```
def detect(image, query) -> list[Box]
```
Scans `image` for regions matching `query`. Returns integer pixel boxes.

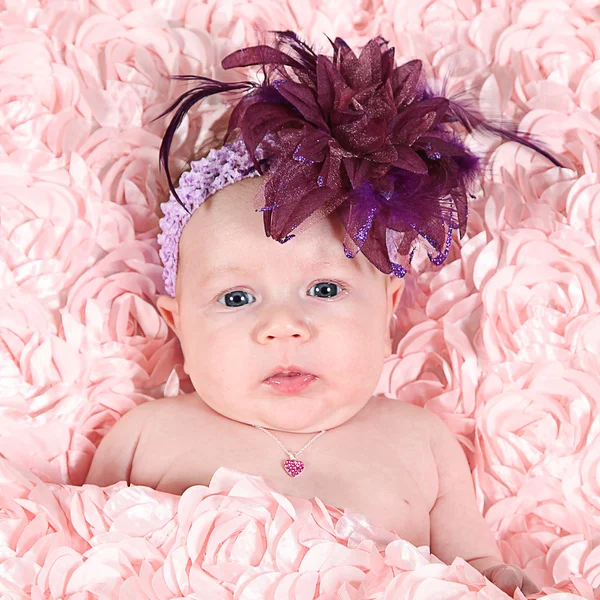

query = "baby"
[85,169,539,595]
[85,31,564,596]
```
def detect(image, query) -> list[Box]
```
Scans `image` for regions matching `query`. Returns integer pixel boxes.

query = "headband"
[154,31,564,298]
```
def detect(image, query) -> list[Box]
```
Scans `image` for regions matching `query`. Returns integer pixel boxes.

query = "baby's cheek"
[327,325,386,392]
[182,344,246,409]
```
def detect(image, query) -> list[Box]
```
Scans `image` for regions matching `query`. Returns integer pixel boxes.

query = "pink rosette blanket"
[1,459,596,599]
[1,0,600,599]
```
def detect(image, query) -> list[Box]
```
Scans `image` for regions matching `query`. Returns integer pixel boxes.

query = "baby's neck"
[186,391,377,438]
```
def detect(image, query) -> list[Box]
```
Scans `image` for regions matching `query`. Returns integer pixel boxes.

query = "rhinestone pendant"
[283,458,304,477]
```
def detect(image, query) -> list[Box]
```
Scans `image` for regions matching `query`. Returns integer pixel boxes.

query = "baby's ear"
[387,276,405,315]
[384,276,405,354]
[156,295,181,335]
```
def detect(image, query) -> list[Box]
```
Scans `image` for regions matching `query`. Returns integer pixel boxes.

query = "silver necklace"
[253,425,327,477]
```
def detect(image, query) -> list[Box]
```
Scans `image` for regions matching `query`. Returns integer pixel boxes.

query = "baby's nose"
[256,310,311,343]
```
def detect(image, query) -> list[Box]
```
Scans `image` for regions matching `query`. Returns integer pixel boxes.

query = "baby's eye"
[218,290,256,308]
[308,281,343,299]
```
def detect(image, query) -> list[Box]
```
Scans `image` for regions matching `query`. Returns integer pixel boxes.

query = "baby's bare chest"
[132,397,438,545]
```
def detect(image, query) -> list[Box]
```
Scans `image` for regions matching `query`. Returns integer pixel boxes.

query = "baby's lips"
[268,372,312,378]
[263,365,317,381]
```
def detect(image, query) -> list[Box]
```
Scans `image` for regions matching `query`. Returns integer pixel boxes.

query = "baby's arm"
[426,411,504,572]
[84,403,149,487]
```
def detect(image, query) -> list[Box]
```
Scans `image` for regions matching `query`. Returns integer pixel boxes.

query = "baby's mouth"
[263,372,317,394]
[264,371,315,381]
[263,366,317,393]
[263,365,315,380]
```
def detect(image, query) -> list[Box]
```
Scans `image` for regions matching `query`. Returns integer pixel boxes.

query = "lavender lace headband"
[155,31,564,298]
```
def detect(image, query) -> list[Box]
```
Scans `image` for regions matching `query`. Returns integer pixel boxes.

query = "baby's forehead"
[179,178,350,268]
[182,229,358,283]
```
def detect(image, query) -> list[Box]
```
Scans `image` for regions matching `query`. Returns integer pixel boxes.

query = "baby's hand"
[482,563,541,597]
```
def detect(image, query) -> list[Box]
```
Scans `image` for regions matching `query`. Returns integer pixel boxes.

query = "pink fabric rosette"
[0,1,599,599]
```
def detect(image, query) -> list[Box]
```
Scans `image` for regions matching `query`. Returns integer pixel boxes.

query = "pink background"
[1,0,599,596]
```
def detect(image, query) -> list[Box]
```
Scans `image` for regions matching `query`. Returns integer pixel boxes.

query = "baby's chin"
[239,395,372,434]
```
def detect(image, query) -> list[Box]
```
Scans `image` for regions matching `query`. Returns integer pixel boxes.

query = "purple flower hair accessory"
[153,31,564,297]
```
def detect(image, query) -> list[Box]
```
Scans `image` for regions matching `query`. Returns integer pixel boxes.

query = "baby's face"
[157,176,404,433]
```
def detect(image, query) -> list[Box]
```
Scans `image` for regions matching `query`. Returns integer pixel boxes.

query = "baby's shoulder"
[132,393,203,434]
[85,397,184,487]
[379,398,435,437]
[133,392,198,417]
[402,403,455,441]
[126,394,206,485]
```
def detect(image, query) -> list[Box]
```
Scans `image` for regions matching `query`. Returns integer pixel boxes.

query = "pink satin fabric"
[1,0,599,598]
[0,459,596,598]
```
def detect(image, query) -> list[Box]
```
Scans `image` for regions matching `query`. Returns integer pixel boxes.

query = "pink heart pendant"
[284,459,304,477]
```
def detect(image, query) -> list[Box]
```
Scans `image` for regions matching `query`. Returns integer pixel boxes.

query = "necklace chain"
[253,425,326,459]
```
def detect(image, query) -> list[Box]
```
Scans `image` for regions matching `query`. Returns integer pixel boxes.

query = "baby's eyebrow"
[202,265,247,281]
